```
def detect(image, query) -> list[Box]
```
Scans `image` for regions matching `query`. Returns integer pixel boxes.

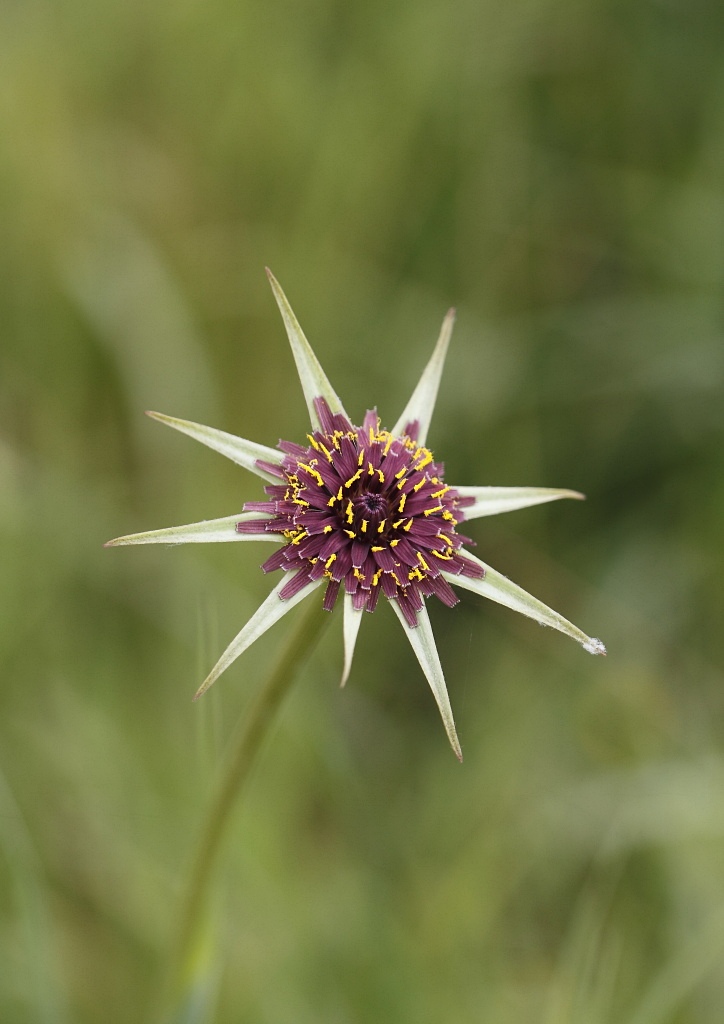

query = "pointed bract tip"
[103,538,118,548]
[455,746,464,764]
[446,307,456,321]
[583,637,607,656]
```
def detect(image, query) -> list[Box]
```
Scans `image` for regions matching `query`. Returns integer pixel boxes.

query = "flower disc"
[239,398,483,625]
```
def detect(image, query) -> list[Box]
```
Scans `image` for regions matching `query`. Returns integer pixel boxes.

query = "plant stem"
[161,597,330,1020]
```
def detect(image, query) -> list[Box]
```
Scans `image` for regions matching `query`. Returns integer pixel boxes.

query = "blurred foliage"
[2,0,724,1020]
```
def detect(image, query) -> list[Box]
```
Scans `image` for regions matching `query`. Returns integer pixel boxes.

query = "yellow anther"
[325,553,337,569]
[390,538,400,547]
[415,452,433,471]
[323,525,333,533]
[432,550,452,560]
[377,519,387,533]
[360,519,368,533]
[299,463,324,487]
[307,435,320,450]
[417,552,430,571]
[377,469,385,483]
[413,477,426,492]
[344,529,356,539]
[353,567,365,581]
[368,462,375,476]
[398,493,407,513]
[345,469,362,488]
[392,519,404,529]
[395,467,406,479]
[327,493,336,507]
[403,519,413,531]
[372,570,383,586]
[423,504,443,516]
[391,572,401,586]
[383,435,393,456]
[371,545,384,552]
[408,568,424,582]
[438,533,453,546]
[319,444,334,463]
[358,449,365,467]
[432,486,450,499]
[291,530,307,545]
[346,500,354,524]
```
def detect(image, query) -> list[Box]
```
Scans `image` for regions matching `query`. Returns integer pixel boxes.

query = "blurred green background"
[2,0,724,1021]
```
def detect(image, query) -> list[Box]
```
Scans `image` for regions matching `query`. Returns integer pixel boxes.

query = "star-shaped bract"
[107,270,606,760]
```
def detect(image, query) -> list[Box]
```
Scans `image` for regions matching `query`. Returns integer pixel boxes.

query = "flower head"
[107,270,605,760]
[239,395,484,625]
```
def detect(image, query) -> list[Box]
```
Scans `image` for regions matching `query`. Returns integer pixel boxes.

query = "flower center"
[239,397,482,624]
[351,491,388,533]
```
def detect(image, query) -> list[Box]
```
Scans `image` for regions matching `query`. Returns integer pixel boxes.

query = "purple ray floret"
[237,397,483,627]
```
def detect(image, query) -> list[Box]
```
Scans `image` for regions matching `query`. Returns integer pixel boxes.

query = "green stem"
[161,597,330,1020]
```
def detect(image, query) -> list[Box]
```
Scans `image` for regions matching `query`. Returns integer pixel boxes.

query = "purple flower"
[107,270,605,759]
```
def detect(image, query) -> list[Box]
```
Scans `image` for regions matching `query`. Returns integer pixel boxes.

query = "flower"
[106,270,605,759]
